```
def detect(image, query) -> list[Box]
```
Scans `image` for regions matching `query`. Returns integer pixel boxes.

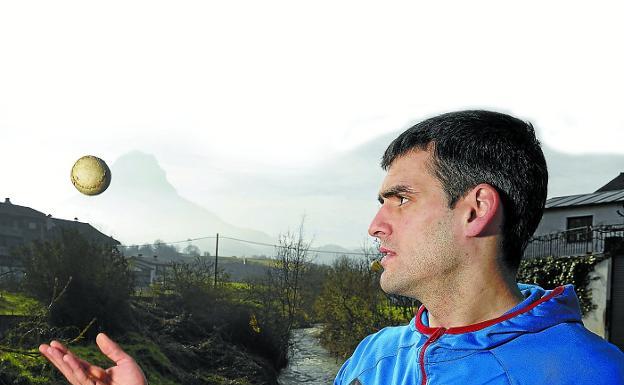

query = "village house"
[523,173,624,351]
[0,198,120,276]
[128,255,172,288]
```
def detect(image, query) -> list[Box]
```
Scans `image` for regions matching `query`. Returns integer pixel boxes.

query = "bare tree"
[274,220,311,332]
[251,218,311,366]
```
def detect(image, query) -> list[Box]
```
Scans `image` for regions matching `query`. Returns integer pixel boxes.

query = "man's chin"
[379,273,404,296]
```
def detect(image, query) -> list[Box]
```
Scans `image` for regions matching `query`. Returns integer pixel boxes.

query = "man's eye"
[398,196,408,206]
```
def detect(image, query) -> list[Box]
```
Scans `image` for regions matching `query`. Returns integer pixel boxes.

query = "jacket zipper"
[419,327,446,385]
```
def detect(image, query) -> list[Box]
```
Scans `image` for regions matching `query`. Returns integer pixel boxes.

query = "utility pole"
[214,233,219,287]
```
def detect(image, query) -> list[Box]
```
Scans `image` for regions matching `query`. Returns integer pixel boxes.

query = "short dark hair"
[381,110,548,275]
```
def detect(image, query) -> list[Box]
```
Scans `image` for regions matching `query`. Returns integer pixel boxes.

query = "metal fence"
[524,224,624,259]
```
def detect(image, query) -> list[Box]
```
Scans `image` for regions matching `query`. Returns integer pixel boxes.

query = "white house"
[522,173,624,351]
[535,172,624,236]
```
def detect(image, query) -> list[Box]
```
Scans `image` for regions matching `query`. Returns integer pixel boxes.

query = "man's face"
[368,149,463,297]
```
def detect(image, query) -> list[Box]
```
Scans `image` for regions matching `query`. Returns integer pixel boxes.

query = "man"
[334,110,624,384]
[41,110,624,385]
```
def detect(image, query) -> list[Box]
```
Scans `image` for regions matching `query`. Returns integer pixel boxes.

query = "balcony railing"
[523,224,624,259]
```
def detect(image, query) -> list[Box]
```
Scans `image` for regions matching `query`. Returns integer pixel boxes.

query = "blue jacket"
[334,283,624,385]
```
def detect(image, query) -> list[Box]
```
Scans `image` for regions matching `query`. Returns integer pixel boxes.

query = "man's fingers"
[49,341,97,373]
[41,336,129,385]
[40,345,72,377]
[87,365,108,380]
[39,345,81,385]
[40,343,107,385]
[96,333,132,364]
[50,340,68,353]
[63,353,98,385]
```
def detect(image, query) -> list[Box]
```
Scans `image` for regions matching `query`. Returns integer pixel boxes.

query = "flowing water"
[278,325,344,385]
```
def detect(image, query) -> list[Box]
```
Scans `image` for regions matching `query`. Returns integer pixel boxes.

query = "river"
[278,325,344,385]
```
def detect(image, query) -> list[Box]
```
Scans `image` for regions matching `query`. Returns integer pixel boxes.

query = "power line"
[221,236,371,256]
[117,234,372,256]
[221,236,371,255]
[117,235,217,248]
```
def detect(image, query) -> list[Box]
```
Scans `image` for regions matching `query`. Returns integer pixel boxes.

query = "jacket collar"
[415,284,572,334]
[410,283,582,348]
[409,283,583,352]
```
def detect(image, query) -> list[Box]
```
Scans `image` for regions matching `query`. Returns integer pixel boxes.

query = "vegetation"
[516,254,606,316]
[245,223,312,368]
[18,229,134,337]
[0,226,319,384]
[313,249,417,359]
[0,291,39,316]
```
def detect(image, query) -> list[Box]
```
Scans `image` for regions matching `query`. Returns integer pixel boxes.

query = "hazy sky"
[2,1,623,247]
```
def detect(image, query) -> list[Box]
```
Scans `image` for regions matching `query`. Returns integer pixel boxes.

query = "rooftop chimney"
[4,198,10,204]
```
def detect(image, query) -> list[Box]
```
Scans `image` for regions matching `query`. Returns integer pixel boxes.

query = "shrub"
[314,255,414,358]
[18,229,134,337]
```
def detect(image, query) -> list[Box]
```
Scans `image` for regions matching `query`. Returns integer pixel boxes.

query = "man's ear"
[462,183,503,237]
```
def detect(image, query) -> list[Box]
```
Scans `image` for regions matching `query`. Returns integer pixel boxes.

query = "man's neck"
[424,266,525,329]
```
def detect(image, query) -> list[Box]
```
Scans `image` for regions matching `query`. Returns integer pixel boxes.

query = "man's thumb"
[96,333,132,364]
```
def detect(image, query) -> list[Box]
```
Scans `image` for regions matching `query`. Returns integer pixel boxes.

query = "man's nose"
[368,207,391,239]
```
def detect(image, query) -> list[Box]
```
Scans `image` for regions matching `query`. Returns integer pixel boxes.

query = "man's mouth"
[379,247,396,266]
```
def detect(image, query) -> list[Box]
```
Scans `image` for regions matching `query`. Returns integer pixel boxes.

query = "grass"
[0,290,41,316]
[0,351,50,384]
[225,281,252,290]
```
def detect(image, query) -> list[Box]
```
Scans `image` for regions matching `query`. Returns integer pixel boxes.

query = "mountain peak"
[111,151,176,195]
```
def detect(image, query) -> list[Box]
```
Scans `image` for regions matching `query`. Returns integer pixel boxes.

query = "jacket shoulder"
[334,323,418,385]
[491,322,624,384]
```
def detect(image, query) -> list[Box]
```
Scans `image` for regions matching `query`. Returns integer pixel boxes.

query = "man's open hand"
[39,333,147,385]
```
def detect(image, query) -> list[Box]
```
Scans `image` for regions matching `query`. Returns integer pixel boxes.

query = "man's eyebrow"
[377,185,418,203]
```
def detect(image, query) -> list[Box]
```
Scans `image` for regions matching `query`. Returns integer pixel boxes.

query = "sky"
[1,1,624,248]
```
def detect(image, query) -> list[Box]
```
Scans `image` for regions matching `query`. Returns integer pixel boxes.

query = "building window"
[566,215,593,243]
